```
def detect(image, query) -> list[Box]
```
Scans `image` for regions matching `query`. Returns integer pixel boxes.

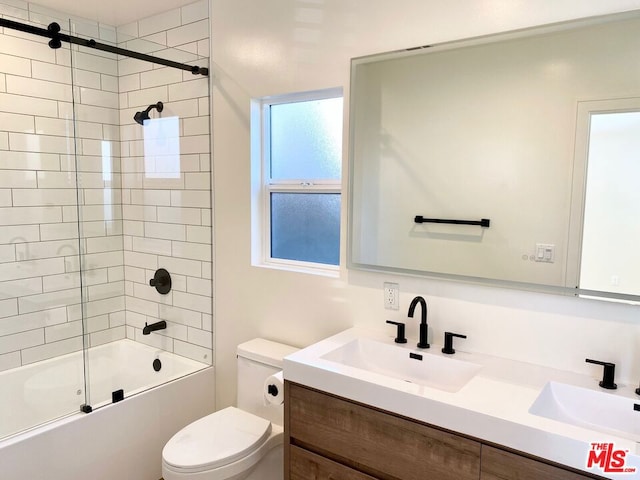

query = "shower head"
[133,110,149,125]
[134,101,164,125]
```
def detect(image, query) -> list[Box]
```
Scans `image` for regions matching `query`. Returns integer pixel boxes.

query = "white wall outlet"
[383,282,399,310]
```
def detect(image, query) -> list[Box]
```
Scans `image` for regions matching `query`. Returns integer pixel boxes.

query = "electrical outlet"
[383,282,399,310]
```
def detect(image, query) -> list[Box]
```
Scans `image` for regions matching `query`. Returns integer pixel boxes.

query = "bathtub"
[0,339,215,480]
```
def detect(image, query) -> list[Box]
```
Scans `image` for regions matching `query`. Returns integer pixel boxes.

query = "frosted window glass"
[271,193,340,265]
[270,98,342,180]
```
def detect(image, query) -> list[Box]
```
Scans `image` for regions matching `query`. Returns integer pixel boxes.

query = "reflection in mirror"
[578,108,640,297]
[348,12,640,299]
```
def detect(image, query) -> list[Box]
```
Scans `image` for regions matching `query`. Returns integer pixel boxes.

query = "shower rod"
[0,18,209,76]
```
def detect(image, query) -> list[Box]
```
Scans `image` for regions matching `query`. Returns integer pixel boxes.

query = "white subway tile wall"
[0,0,212,370]
[117,0,211,364]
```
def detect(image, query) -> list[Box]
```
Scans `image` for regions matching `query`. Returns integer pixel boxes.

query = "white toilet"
[162,339,298,480]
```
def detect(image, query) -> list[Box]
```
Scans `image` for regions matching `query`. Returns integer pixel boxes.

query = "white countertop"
[283,327,640,479]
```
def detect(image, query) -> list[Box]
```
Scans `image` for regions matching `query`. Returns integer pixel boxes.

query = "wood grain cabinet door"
[480,446,604,480]
[290,445,380,480]
[288,383,481,480]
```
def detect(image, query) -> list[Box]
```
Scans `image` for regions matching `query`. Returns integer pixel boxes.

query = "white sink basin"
[320,337,481,393]
[529,381,640,441]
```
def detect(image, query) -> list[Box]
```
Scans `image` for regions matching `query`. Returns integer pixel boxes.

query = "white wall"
[211,0,640,409]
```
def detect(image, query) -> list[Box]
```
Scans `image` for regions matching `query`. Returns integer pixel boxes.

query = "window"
[252,88,343,273]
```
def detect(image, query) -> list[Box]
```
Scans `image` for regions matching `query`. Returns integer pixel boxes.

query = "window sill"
[252,260,340,278]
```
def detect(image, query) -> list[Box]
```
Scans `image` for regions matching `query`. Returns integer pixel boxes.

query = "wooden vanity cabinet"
[480,446,601,480]
[285,382,604,480]
[286,381,481,480]
[289,445,379,480]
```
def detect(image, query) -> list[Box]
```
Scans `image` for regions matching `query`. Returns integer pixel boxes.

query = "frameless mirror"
[348,12,640,300]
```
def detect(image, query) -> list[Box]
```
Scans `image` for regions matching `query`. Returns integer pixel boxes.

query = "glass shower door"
[67,17,124,412]
[0,7,87,439]
[71,16,213,411]
[0,0,213,439]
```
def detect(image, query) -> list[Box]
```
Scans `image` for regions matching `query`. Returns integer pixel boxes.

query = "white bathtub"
[0,339,215,480]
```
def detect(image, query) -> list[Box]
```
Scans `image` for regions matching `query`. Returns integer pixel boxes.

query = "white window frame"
[251,87,343,275]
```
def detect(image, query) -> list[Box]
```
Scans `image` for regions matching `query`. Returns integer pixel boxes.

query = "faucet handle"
[386,320,407,344]
[149,268,172,294]
[442,332,467,354]
[585,358,617,390]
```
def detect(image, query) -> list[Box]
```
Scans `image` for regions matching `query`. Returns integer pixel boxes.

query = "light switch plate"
[535,243,555,263]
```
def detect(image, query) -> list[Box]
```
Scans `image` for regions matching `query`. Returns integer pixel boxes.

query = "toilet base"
[244,442,282,480]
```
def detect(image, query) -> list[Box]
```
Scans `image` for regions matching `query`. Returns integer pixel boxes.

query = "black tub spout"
[143,320,167,335]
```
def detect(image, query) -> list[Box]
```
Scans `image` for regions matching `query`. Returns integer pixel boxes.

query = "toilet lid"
[163,407,272,472]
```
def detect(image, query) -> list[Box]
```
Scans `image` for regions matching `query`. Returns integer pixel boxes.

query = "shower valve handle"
[149,268,172,294]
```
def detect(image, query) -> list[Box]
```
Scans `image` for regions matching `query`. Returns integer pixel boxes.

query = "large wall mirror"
[348,11,640,301]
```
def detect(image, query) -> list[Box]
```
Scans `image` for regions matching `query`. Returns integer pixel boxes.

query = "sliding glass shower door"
[0,12,87,438]
[78,21,213,411]
[67,18,124,411]
[0,0,212,439]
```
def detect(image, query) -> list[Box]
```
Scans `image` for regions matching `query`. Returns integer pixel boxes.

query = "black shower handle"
[149,268,171,294]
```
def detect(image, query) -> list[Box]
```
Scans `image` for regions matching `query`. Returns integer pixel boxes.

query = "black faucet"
[585,358,617,390]
[442,332,467,354]
[386,320,407,344]
[143,320,167,335]
[408,296,429,349]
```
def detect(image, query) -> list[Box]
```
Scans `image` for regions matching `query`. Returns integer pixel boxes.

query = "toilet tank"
[236,338,298,426]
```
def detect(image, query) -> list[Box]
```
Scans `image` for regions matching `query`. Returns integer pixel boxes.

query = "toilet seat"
[162,407,284,480]
[163,407,273,475]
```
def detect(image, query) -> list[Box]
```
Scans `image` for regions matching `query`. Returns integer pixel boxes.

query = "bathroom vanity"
[283,328,640,480]
[285,383,597,479]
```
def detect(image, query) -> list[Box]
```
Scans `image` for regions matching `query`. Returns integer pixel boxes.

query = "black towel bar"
[414,216,490,228]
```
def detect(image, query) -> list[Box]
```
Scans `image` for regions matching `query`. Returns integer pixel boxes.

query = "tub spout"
[143,321,167,335]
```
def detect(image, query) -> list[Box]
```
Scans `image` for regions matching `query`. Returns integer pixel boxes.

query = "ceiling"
[33,0,201,26]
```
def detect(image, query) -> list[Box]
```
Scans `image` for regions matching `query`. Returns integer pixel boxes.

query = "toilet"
[162,339,298,480]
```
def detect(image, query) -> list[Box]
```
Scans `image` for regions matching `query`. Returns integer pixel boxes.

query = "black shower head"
[134,101,164,125]
[133,110,149,125]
